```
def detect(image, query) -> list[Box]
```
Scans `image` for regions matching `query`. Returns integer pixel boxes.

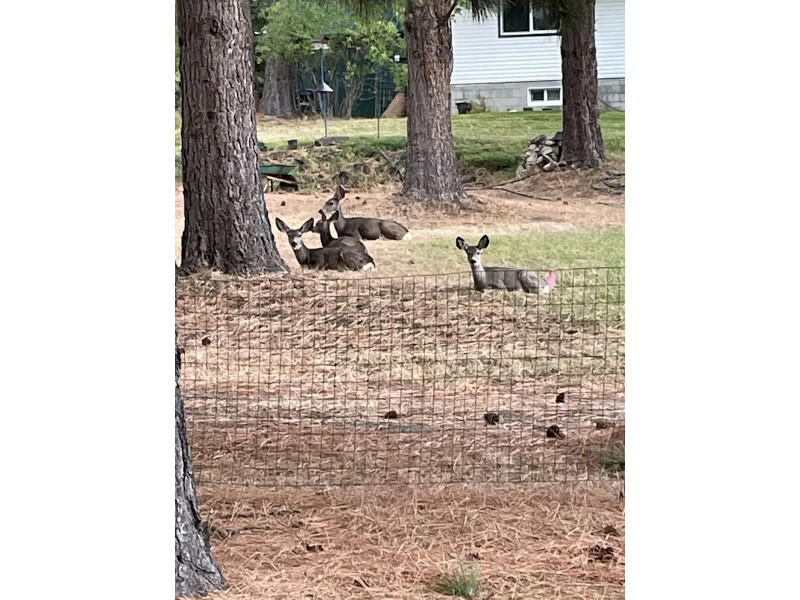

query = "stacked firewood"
[516,132,566,177]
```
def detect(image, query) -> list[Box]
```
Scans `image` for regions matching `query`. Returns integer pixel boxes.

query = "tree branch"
[439,1,460,26]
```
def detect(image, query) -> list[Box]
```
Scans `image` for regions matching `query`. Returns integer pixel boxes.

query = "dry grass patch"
[175,176,624,272]
[200,482,625,600]
[177,271,623,487]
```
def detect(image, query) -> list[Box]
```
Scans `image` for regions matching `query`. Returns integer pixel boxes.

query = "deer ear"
[275,218,287,233]
[455,237,466,250]
[301,218,314,233]
[336,185,346,199]
[478,235,490,249]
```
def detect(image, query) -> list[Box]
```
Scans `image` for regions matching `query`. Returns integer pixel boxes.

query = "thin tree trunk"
[259,57,296,118]
[175,335,225,597]
[178,0,288,275]
[402,0,465,202]
[560,0,605,167]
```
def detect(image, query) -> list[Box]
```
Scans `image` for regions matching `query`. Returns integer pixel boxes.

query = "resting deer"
[320,185,412,241]
[275,217,375,271]
[456,235,556,293]
[312,210,368,253]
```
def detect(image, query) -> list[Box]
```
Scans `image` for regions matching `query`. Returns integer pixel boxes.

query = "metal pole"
[320,49,328,139]
[375,71,380,140]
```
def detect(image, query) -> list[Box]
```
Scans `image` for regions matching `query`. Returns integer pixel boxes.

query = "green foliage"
[255,0,350,64]
[328,19,406,116]
[599,442,625,474]
[253,0,406,116]
[432,562,481,599]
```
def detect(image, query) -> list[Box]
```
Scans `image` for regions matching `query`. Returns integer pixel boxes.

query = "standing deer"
[312,210,368,253]
[455,235,556,293]
[320,185,412,241]
[275,217,375,271]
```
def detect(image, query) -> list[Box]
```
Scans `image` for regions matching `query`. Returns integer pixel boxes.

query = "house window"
[528,86,562,107]
[500,1,559,36]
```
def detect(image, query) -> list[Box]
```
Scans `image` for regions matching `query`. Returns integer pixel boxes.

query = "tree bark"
[178,0,288,275]
[175,336,225,597]
[402,0,465,202]
[560,0,605,167]
[259,57,296,118]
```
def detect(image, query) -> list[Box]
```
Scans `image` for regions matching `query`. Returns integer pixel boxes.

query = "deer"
[455,235,556,293]
[320,185,412,241]
[275,217,375,271]
[312,210,368,253]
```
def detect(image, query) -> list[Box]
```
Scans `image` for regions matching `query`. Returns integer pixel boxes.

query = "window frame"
[498,3,559,37]
[526,86,563,108]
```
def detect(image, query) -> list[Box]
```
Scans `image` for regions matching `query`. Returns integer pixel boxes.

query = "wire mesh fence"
[176,268,624,487]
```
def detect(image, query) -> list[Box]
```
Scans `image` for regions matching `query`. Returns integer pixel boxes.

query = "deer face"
[320,185,346,214]
[275,218,314,250]
[456,235,490,268]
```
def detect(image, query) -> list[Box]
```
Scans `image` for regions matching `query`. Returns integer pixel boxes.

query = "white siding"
[451,0,625,85]
[596,0,625,79]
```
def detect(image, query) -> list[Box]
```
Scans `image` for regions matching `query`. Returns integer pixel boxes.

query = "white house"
[451,0,625,112]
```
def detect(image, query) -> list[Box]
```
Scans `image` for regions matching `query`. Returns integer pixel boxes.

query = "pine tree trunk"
[259,57,296,118]
[402,0,465,202]
[178,0,288,275]
[560,0,605,167]
[175,336,225,597]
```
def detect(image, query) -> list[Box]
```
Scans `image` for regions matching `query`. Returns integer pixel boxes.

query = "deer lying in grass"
[320,185,412,241]
[312,210,368,253]
[456,235,556,293]
[275,217,375,271]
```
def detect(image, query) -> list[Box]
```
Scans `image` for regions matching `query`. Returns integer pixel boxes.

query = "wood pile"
[516,132,567,177]
[381,92,406,118]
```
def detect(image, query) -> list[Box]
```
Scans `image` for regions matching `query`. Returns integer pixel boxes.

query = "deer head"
[455,235,490,269]
[320,184,346,215]
[275,217,314,250]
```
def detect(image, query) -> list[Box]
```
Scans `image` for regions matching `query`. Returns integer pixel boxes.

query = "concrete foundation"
[450,77,625,113]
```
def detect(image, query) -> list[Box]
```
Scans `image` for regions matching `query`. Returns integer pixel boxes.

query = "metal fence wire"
[176,268,625,487]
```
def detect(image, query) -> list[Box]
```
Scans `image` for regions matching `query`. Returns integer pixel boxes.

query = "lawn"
[257,110,625,157]
[176,110,625,183]
[258,110,625,181]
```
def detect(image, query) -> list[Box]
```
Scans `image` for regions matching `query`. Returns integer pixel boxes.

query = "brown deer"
[312,210,368,253]
[320,185,411,241]
[456,235,556,293]
[275,217,375,271]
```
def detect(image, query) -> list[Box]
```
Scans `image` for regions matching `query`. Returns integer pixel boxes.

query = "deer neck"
[319,223,333,246]
[333,210,347,235]
[292,242,310,264]
[470,262,487,289]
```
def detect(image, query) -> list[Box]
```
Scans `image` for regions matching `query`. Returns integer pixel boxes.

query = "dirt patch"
[200,482,625,600]
[175,168,624,267]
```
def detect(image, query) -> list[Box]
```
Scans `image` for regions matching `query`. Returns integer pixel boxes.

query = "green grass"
[431,563,481,599]
[338,135,407,157]
[405,229,625,273]
[176,110,625,184]
[599,442,625,474]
